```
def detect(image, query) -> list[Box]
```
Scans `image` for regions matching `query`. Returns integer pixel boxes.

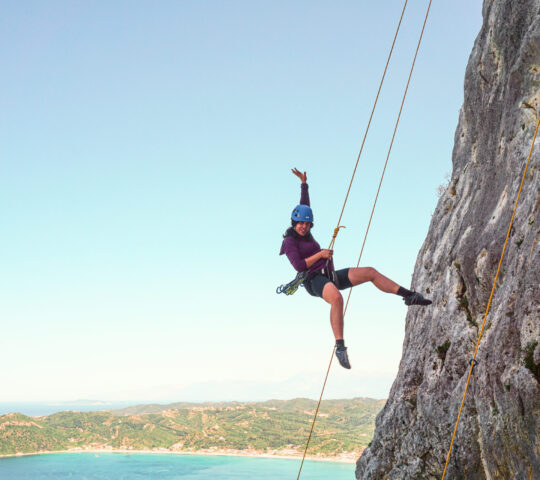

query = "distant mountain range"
[0,397,385,460]
[85,370,395,403]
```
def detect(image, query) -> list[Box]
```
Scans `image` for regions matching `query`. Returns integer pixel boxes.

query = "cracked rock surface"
[356,1,540,479]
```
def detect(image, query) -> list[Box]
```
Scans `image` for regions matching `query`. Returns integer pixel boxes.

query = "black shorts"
[303,268,353,298]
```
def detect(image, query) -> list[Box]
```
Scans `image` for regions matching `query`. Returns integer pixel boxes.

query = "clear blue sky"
[0,1,482,402]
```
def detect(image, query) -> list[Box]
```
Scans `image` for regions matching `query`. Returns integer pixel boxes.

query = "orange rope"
[441,115,540,480]
[343,0,433,318]
[295,346,335,480]
[331,0,410,238]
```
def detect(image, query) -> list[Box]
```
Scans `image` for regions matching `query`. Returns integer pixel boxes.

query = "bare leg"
[347,267,400,294]
[321,282,344,340]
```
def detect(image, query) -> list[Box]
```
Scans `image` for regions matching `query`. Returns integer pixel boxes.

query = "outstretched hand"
[291,168,307,184]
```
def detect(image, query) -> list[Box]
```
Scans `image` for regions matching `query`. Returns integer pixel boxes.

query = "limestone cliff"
[356,1,540,479]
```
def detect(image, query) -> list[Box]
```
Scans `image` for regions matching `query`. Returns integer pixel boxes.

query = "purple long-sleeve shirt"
[279,183,333,273]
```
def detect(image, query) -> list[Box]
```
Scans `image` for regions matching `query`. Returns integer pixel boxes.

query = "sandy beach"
[0,446,362,464]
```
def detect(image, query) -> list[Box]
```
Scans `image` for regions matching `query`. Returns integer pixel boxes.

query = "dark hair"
[283,219,314,240]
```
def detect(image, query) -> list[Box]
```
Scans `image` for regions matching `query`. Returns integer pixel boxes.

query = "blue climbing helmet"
[291,204,313,222]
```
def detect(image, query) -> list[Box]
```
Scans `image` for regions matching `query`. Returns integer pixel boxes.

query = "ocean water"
[0,403,134,417]
[0,453,356,479]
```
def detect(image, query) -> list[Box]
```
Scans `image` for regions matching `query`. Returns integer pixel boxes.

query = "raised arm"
[292,168,310,206]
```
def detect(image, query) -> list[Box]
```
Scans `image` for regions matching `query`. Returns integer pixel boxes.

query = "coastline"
[0,447,361,464]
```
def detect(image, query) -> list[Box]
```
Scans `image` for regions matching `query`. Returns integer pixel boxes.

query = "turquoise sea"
[0,453,355,479]
[0,402,134,417]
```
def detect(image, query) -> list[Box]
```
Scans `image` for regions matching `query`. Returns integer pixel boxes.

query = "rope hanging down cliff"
[440,115,540,480]
[296,1,434,478]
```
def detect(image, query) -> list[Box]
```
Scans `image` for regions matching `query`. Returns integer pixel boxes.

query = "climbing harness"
[276,265,337,296]
[440,115,540,480]
[276,226,345,295]
[296,0,435,478]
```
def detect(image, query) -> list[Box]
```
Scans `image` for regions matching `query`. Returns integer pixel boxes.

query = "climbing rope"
[331,0,409,239]
[296,0,435,477]
[440,115,540,480]
[343,0,433,318]
[295,346,335,480]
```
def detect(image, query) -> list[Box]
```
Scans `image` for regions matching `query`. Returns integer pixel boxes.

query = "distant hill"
[109,397,380,415]
[0,397,384,460]
[109,401,234,415]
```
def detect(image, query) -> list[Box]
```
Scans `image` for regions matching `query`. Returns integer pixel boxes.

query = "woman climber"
[279,168,432,369]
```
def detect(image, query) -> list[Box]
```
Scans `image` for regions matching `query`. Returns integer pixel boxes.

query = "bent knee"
[330,293,343,306]
[326,290,343,306]
[322,283,342,304]
[365,266,378,280]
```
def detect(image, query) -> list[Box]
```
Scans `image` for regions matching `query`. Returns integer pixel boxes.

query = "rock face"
[356,1,540,479]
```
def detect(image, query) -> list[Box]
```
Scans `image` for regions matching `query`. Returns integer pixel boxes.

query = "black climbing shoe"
[404,292,432,306]
[335,347,351,369]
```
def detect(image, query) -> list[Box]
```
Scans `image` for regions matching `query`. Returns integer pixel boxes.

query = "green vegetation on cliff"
[0,398,384,457]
